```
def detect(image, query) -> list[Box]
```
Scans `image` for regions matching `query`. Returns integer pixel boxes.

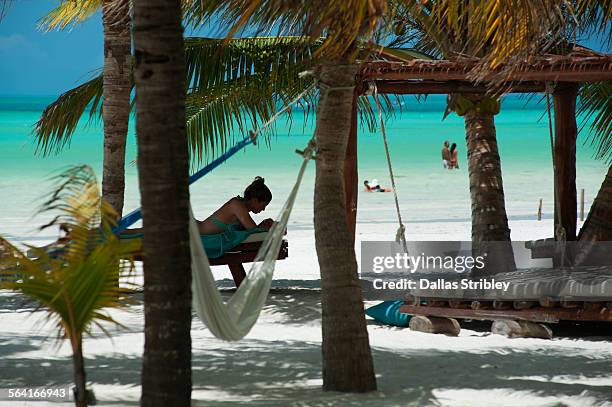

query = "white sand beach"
[2,217,611,407]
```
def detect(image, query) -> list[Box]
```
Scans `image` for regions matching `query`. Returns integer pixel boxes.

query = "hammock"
[191,138,315,340]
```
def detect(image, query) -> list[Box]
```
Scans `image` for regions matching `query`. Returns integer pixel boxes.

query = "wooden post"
[228,263,246,287]
[409,315,461,336]
[537,198,543,221]
[552,83,579,241]
[580,189,585,222]
[491,320,553,339]
[343,91,358,242]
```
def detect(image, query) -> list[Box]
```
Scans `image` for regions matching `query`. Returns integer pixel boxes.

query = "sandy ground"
[1,219,611,407]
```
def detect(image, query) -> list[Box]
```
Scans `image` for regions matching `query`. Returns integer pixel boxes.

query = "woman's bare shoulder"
[227,197,248,212]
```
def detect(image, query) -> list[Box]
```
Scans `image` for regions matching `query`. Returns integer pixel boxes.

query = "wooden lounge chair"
[122,232,288,288]
[209,240,289,287]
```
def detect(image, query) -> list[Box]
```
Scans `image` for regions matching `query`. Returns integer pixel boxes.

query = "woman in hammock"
[197,176,274,258]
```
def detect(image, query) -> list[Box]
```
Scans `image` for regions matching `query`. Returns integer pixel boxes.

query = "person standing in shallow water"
[449,143,459,169]
[441,140,450,169]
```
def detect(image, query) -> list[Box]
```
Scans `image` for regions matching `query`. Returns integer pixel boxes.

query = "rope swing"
[371,82,408,253]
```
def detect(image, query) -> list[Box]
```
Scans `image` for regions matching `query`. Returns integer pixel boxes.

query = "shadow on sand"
[1,290,611,406]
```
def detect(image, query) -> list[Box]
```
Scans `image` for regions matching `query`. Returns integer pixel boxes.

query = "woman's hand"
[258,218,274,229]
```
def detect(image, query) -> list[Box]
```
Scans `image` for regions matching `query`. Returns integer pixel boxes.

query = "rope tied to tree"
[371,82,408,253]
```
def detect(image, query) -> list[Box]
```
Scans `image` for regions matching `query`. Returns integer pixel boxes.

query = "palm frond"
[186,76,316,164]
[357,93,398,132]
[187,0,390,60]
[37,36,321,163]
[578,81,612,163]
[34,72,104,156]
[378,46,436,62]
[0,0,11,21]
[185,36,321,92]
[0,164,136,344]
[184,36,321,163]
[574,0,612,48]
[38,0,102,31]
[396,0,569,81]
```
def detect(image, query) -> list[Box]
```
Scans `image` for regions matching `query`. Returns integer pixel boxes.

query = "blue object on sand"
[365,300,411,327]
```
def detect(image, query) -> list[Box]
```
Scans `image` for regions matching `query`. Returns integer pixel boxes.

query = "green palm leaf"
[185,76,314,163]
[186,0,390,60]
[185,36,320,92]
[0,165,137,344]
[34,35,406,164]
[34,37,321,160]
[574,0,612,48]
[578,81,612,163]
[34,72,105,156]
[184,36,320,162]
[38,0,102,31]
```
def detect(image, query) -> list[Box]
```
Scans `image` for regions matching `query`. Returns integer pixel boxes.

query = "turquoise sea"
[0,94,608,242]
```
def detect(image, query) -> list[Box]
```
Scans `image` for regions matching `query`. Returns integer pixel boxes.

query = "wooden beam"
[370,80,546,95]
[399,304,612,323]
[553,83,579,241]
[343,91,359,242]
[364,66,612,83]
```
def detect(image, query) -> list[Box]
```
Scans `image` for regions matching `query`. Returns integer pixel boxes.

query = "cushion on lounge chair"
[242,232,268,244]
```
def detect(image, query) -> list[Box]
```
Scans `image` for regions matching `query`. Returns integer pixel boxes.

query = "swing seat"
[121,234,289,288]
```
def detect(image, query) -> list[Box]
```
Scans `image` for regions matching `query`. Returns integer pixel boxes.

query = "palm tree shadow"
[187,342,612,406]
[215,281,323,325]
[3,341,611,406]
[3,290,612,405]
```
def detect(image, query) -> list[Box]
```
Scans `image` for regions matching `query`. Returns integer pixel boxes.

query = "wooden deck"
[397,266,612,324]
[400,300,612,323]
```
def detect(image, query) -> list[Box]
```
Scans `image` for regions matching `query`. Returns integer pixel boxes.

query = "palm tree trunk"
[575,165,612,265]
[102,0,131,217]
[314,63,376,392]
[463,96,516,274]
[71,335,87,407]
[133,1,192,406]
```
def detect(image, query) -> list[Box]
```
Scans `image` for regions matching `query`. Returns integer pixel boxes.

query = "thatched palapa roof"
[361,46,612,94]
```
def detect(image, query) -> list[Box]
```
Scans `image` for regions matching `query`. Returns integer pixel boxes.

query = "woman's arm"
[258,218,274,229]
[231,200,259,230]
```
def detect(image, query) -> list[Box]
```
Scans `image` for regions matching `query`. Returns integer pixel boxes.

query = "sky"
[0,0,610,96]
[0,1,104,96]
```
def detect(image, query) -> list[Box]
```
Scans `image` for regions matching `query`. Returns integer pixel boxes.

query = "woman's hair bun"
[243,176,272,203]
